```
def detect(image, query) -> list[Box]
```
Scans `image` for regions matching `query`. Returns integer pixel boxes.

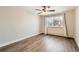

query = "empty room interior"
[0,6,79,52]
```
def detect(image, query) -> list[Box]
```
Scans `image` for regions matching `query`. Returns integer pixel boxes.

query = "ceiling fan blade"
[36,9,41,11]
[38,12,42,14]
[48,10,55,12]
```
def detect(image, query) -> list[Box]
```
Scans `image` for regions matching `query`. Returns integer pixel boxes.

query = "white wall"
[65,9,75,38]
[39,16,45,33]
[75,7,79,48]
[47,27,66,36]
[0,7,40,44]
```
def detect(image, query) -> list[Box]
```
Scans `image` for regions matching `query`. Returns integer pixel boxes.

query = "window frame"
[45,14,64,28]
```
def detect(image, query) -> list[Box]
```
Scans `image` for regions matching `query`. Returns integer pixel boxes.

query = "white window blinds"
[45,14,64,27]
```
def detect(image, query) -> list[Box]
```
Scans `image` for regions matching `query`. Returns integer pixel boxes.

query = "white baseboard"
[0,33,40,47]
[74,33,79,48]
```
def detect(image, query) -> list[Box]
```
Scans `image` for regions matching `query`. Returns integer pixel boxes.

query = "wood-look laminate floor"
[0,34,79,52]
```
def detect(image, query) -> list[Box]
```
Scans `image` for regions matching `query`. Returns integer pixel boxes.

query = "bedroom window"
[45,14,64,27]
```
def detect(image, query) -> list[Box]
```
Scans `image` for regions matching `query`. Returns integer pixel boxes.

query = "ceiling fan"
[36,6,55,14]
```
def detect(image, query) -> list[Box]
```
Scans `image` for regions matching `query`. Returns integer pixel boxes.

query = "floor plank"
[0,34,79,52]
